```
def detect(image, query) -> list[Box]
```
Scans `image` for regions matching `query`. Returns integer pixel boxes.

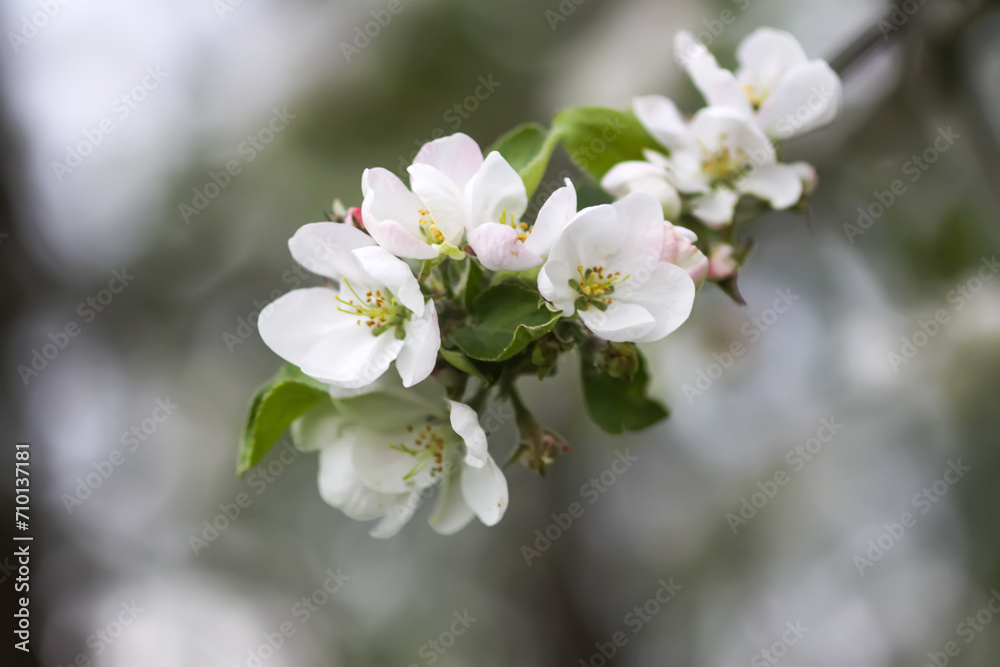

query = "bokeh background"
[2,0,1000,665]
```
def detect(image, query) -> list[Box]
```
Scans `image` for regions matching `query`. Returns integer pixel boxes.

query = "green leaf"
[451,283,561,362]
[553,106,662,182]
[487,123,560,198]
[439,348,492,382]
[237,364,329,475]
[580,345,669,434]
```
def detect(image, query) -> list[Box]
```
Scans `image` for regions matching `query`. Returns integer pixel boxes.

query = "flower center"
[742,83,769,111]
[389,422,448,481]
[498,210,530,242]
[335,279,405,335]
[699,137,750,184]
[418,208,446,244]
[570,265,627,311]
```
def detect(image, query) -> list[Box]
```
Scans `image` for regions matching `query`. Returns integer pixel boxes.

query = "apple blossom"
[538,192,696,343]
[293,373,508,538]
[674,28,842,140]
[661,223,709,287]
[258,222,439,389]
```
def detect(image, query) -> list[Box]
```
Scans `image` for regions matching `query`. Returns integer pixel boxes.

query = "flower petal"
[316,429,408,521]
[523,178,577,258]
[288,222,374,283]
[689,106,774,167]
[407,163,468,244]
[396,303,440,388]
[429,470,476,535]
[465,151,529,230]
[736,28,808,90]
[601,162,681,220]
[412,133,484,190]
[790,161,818,194]
[537,259,577,316]
[351,425,434,494]
[622,262,696,343]
[365,219,439,260]
[674,31,752,116]
[467,222,541,271]
[447,399,487,468]
[738,162,804,210]
[352,245,424,316]
[757,61,842,139]
[370,491,421,539]
[460,456,508,526]
[579,302,657,342]
[633,95,691,151]
[691,188,740,228]
[361,167,422,231]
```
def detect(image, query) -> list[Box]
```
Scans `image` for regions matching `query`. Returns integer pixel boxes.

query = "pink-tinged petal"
[447,400,487,468]
[661,224,708,287]
[523,178,576,258]
[674,31,753,116]
[365,219,439,260]
[738,162,803,210]
[460,456,508,526]
[736,28,808,90]
[412,133,484,190]
[632,95,691,151]
[407,163,467,243]
[361,167,422,230]
[370,491,421,539]
[467,223,541,271]
[429,471,476,535]
[625,262,696,343]
[579,302,656,343]
[691,188,740,228]
[709,243,738,280]
[396,304,440,388]
[288,222,375,283]
[789,161,818,194]
[465,151,529,230]
[352,246,424,316]
[757,61,842,139]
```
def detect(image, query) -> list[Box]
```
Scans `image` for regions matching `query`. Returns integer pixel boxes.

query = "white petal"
[790,161,818,194]
[262,288,404,389]
[632,95,691,151]
[467,223,541,271]
[412,133,484,190]
[757,61,842,139]
[738,162,803,209]
[579,302,656,342]
[736,28,808,91]
[288,222,374,283]
[316,430,406,521]
[611,192,667,266]
[624,262,696,343]
[689,106,774,167]
[447,400,487,468]
[465,151,529,230]
[523,178,576,258]
[370,491,421,539]
[365,220,439,260]
[351,245,424,316]
[351,425,434,494]
[396,304,440,388]
[602,163,681,221]
[361,167,422,231]
[537,260,577,316]
[546,204,622,270]
[691,188,740,228]
[460,456,508,527]
[429,470,476,535]
[674,31,752,116]
[407,163,467,244]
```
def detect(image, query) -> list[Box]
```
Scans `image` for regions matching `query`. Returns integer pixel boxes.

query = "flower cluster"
[240,27,841,538]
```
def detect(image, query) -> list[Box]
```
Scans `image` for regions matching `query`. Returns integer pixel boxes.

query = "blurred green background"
[2,0,1000,665]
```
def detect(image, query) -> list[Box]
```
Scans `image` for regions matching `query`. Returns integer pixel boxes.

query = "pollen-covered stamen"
[389,421,449,481]
[498,210,530,242]
[335,279,399,333]
[742,83,769,111]
[569,265,628,310]
[698,136,751,183]
[417,208,446,244]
